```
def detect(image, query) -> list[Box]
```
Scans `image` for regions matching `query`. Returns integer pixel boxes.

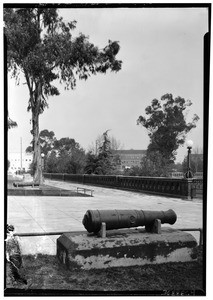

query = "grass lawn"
[5,246,205,296]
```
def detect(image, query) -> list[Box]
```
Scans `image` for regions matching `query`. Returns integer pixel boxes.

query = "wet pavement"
[7,179,203,255]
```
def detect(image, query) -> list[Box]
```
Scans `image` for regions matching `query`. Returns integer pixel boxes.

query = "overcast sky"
[7,6,209,162]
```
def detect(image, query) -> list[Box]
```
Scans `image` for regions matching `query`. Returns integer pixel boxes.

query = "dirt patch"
[5,247,205,296]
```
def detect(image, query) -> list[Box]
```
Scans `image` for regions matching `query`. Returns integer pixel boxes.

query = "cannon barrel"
[82,209,177,233]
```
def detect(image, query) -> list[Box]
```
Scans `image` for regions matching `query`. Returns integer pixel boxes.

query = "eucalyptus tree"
[7,113,17,172]
[137,93,199,171]
[4,7,122,183]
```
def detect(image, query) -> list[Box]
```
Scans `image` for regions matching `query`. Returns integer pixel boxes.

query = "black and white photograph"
[4,2,211,296]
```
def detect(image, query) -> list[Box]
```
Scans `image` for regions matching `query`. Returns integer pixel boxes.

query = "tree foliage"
[182,154,203,174]
[88,134,123,156]
[84,152,100,174]
[39,129,56,155]
[26,129,56,154]
[54,137,86,174]
[84,130,119,175]
[8,115,17,129]
[4,7,122,183]
[140,151,175,177]
[27,131,86,174]
[137,93,199,164]
[45,151,58,173]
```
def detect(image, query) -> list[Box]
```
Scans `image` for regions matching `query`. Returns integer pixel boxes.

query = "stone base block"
[57,228,197,270]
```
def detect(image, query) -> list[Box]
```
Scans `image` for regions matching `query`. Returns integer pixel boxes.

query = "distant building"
[113,149,146,170]
[8,152,33,173]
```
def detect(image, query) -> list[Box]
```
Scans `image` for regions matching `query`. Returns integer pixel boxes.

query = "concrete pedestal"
[57,227,197,270]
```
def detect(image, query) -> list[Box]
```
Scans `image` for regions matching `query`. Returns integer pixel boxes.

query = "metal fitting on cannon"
[82,209,177,234]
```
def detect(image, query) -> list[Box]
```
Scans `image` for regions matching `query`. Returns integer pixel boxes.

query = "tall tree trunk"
[32,111,43,184]
[31,83,43,184]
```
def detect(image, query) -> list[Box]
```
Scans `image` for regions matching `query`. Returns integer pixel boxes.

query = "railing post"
[185,178,193,200]
[115,176,119,187]
[199,229,203,246]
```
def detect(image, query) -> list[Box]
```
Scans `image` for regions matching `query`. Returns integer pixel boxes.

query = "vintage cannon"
[82,209,177,233]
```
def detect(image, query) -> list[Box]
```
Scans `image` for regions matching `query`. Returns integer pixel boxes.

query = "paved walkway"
[7,179,203,255]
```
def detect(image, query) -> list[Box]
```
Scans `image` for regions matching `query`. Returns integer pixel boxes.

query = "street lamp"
[41,153,45,171]
[185,140,193,178]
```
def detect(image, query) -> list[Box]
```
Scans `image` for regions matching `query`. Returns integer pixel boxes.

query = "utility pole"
[20,137,22,171]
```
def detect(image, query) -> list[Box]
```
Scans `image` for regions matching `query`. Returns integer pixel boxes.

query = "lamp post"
[41,153,45,183]
[185,140,193,178]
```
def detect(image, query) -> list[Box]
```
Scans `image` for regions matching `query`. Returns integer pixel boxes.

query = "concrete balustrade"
[43,173,203,199]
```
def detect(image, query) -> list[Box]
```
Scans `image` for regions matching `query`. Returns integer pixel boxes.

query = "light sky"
[7,6,209,162]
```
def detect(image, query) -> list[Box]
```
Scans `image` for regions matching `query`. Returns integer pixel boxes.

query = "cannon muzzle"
[82,209,177,233]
